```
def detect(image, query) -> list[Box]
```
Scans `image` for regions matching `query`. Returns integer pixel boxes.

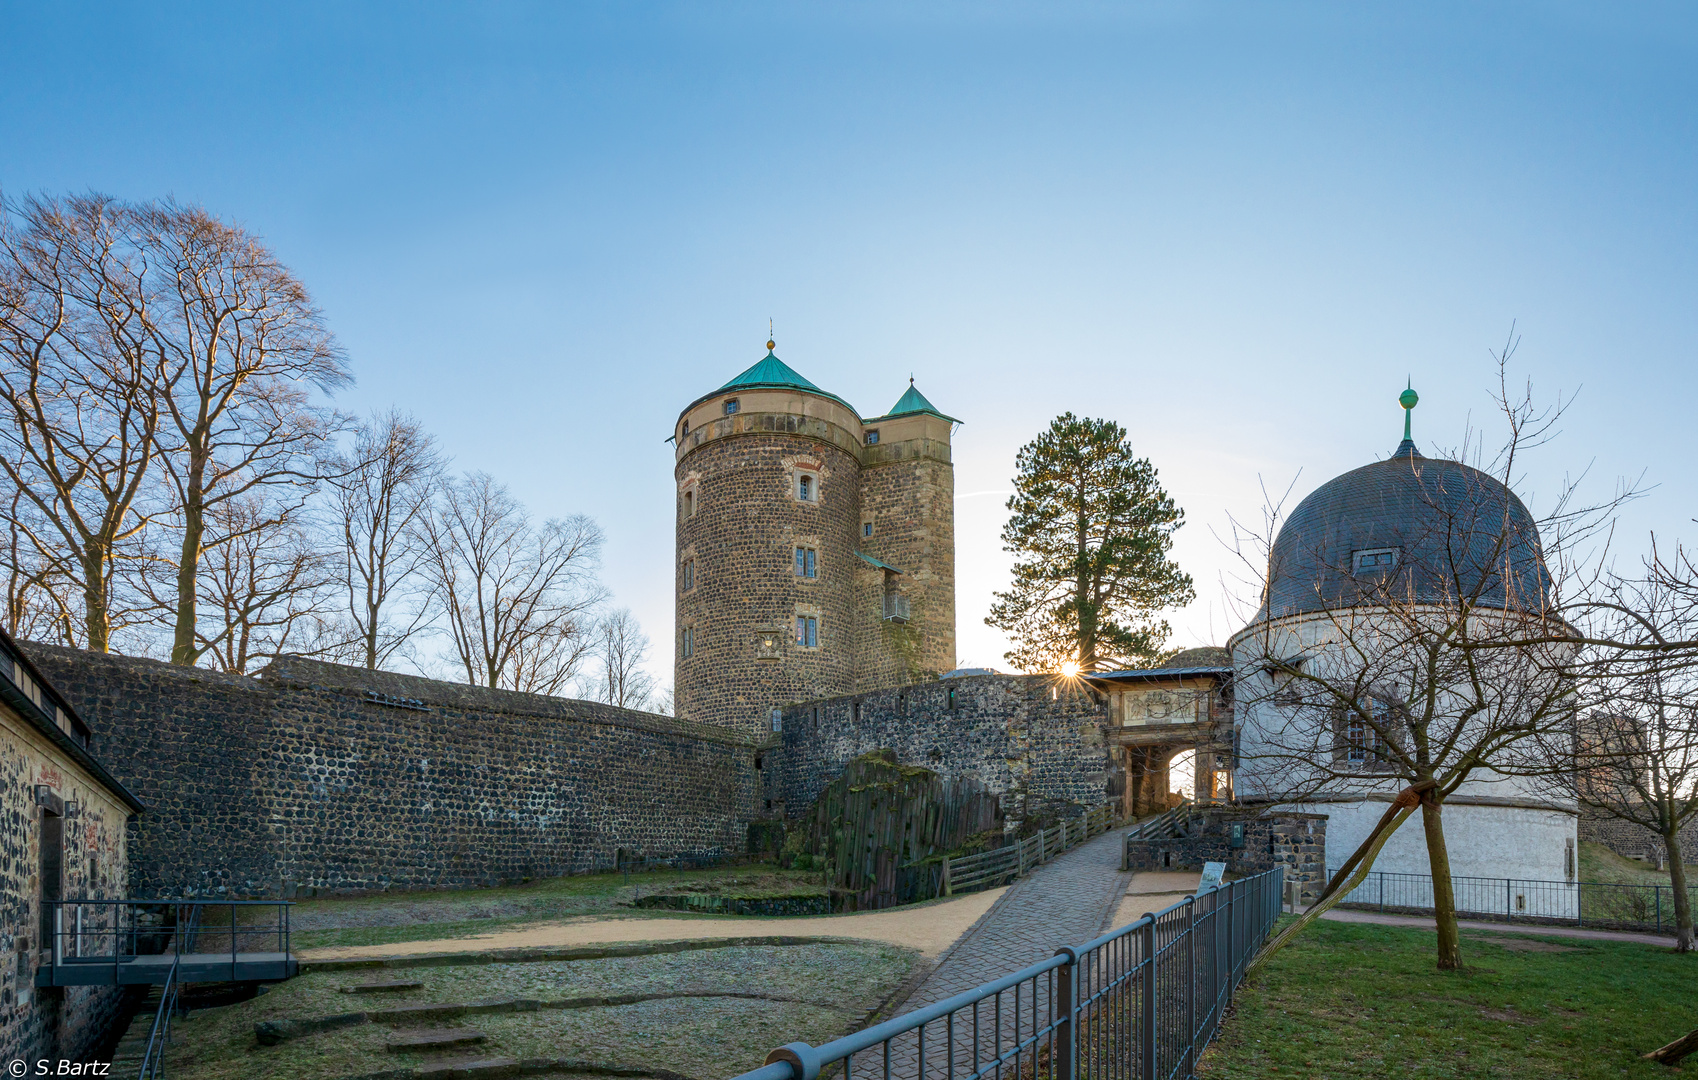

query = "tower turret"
[673,342,958,734]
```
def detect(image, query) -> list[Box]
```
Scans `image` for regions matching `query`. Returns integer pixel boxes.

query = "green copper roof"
[688,348,857,414]
[720,350,824,395]
[870,381,961,424]
[856,551,905,574]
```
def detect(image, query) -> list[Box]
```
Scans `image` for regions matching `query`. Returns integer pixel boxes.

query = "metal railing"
[883,594,912,623]
[727,866,1284,1080]
[136,903,202,1080]
[137,962,179,1079]
[1327,868,1698,932]
[942,804,1122,896]
[42,900,293,984]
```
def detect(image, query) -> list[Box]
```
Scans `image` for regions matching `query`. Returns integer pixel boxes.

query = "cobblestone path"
[907,825,1135,1009]
[874,827,1136,1080]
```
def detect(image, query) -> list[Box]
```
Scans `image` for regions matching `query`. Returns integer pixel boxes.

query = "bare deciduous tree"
[136,201,349,665]
[0,193,162,650]
[328,409,443,669]
[1229,353,1627,971]
[420,472,605,691]
[189,490,334,674]
[2,488,76,644]
[591,607,656,710]
[1573,544,1698,951]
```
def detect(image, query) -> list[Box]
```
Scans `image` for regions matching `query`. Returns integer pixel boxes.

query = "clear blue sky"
[5,3,1696,682]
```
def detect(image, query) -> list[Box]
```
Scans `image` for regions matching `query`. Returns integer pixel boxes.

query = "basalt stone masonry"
[1121,808,1329,904]
[1578,803,1698,865]
[763,673,1118,825]
[673,347,959,736]
[22,645,760,899]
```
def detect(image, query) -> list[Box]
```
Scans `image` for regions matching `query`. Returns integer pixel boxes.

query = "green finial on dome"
[1400,380,1418,440]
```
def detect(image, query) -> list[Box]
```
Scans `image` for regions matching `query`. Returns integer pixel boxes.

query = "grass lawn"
[289,863,828,950]
[1199,919,1697,1080]
[167,941,914,1080]
[1581,841,1698,888]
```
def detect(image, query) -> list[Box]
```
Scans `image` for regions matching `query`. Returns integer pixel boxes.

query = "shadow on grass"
[287,863,830,949]
[1200,918,1695,1080]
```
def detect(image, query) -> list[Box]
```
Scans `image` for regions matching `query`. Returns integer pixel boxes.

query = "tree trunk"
[1644,1025,1698,1066]
[1421,797,1463,970]
[80,556,109,653]
[170,472,204,665]
[363,610,379,669]
[1075,502,1092,668]
[1666,828,1693,952]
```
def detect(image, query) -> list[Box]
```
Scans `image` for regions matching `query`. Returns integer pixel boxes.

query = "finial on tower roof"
[1396,380,1420,458]
[767,319,775,353]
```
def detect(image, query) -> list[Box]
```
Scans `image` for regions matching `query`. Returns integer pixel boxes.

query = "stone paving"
[873,827,1138,1080]
[906,826,1137,1009]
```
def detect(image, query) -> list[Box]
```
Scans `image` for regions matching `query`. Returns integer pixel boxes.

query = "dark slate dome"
[1262,444,1551,620]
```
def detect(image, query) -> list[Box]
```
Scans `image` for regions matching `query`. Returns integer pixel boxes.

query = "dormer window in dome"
[1352,548,1401,575]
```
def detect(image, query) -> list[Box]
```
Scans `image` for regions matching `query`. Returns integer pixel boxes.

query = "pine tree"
[987,414,1194,672]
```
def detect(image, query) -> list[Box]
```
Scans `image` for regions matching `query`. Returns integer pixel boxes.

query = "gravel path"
[296,887,1007,962]
[1318,907,1683,947]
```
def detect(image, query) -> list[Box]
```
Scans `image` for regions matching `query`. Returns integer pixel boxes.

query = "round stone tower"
[673,341,957,735]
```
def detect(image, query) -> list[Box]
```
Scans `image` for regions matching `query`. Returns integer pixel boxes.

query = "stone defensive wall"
[1121,808,1329,904]
[22,645,761,899]
[1578,803,1698,865]
[764,672,1116,822]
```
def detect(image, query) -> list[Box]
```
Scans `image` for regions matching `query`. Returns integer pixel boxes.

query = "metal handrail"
[41,899,294,990]
[1327,866,1698,932]
[728,865,1284,1080]
[134,904,205,1080]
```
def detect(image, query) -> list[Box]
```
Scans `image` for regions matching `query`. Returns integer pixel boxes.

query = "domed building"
[672,340,959,735]
[1227,389,1578,889]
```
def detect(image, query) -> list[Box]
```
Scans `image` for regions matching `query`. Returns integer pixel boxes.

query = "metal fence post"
[1225,883,1236,996]
[1185,896,1197,1075]
[1140,918,1157,1080]
[1054,946,1078,1080]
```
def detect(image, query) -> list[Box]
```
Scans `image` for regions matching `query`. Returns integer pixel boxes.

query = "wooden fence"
[936,802,1123,895]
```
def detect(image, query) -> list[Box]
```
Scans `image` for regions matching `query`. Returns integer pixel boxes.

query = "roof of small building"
[1259,440,1550,621]
[856,551,906,574]
[1091,665,1232,684]
[942,667,1000,678]
[868,381,961,424]
[1,628,144,813]
[683,346,859,416]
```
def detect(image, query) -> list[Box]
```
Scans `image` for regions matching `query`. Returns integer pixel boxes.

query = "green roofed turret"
[870,378,961,424]
[685,342,858,415]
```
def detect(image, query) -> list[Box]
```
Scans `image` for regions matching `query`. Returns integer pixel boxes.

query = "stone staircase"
[107,987,164,1076]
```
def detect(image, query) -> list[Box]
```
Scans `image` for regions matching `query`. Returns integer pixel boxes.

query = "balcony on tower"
[882,593,911,623]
